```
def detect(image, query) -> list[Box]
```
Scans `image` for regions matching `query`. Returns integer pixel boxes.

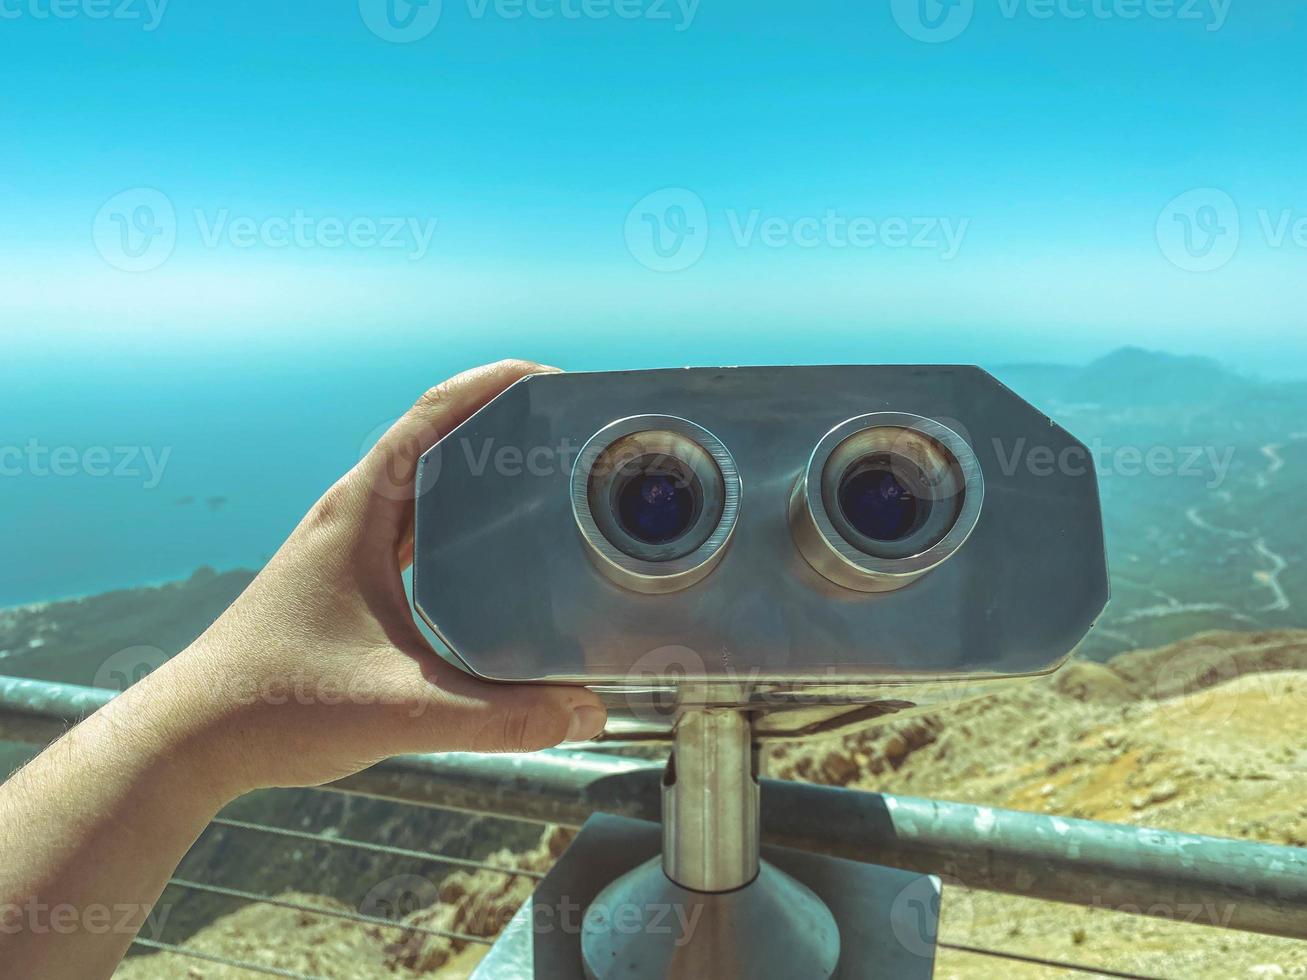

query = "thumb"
[413,667,608,754]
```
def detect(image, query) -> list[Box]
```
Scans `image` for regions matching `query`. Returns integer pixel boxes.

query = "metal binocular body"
[413,365,1108,740]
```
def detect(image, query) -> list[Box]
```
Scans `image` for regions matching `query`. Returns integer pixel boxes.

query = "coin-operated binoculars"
[413,366,1108,980]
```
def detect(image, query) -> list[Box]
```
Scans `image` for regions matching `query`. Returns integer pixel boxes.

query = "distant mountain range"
[997,346,1252,407]
[1,347,1303,675]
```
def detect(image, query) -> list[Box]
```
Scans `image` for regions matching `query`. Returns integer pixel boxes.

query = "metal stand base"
[471,814,940,980]
[581,856,839,979]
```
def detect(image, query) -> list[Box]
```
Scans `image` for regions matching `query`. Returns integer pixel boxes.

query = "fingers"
[364,359,560,500]
[401,661,608,754]
[461,683,608,754]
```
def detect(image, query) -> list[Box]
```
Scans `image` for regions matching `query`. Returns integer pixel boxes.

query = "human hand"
[133,359,608,802]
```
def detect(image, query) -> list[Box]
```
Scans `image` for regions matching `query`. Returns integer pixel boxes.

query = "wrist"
[104,651,253,814]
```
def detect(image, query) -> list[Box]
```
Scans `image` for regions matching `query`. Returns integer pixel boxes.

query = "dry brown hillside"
[117,630,1307,979]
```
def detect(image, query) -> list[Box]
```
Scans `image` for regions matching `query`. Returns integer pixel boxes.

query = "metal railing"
[3,674,1306,959]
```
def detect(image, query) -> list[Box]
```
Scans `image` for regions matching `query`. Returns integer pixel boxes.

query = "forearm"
[0,659,232,980]
[0,361,606,979]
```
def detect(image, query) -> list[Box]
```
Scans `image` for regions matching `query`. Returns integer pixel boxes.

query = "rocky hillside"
[115,629,1307,979]
[0,567,256,688]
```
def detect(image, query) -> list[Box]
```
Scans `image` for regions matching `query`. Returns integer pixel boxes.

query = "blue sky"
[1,0,1306,604]
[1,0,1305,373]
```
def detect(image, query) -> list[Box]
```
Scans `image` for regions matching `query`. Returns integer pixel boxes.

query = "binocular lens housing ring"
[790,413,983,592]
[572,416,740,594]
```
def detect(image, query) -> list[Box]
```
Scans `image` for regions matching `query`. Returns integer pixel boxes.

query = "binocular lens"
[590,437,720,562]
[790,414,983,592]
[836,454,922,543]
[572,416,741,593]
[577,413,979,595]
[616,462,702,545]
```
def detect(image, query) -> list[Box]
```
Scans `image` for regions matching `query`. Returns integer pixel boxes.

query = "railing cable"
[209,816,544,880]
[941,940,1168,979]
[165,877,494,946]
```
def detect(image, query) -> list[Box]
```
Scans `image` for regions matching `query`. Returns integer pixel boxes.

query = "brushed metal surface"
[661,708,758,892]
[580,857,840,980]
[413,365,1108,688]
[471,813,937,980]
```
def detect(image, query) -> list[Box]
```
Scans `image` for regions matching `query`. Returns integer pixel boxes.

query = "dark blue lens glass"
[618,472,696,544]
[838,464,918,542]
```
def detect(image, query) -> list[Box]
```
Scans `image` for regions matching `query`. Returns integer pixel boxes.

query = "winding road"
[1176,436,1300,616]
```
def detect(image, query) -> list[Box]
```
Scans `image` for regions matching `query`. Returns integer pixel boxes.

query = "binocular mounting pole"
[580,704,840,979]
